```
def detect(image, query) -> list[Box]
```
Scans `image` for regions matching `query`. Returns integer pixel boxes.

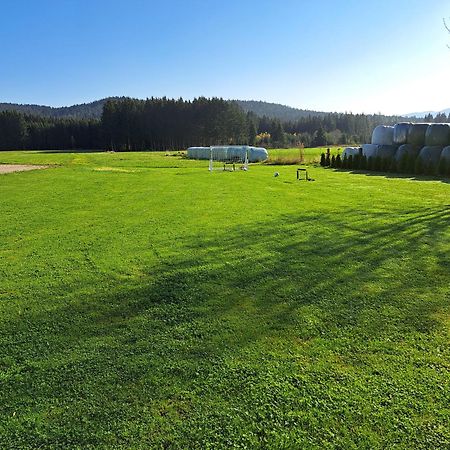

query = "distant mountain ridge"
[404,108,450,118]
[234,100,327,121]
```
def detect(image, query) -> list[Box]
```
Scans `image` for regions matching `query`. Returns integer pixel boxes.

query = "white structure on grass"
[187,145,268,171]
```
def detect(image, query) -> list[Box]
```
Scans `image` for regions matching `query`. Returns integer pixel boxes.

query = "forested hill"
[0,99,111,119]
[0,97,416,124]
[235,100,326,121]
[1,98,326,120]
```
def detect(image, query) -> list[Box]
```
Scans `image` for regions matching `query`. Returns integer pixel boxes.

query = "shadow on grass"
[36,149,107,154]
[2,205,449,447]
[331,167,450,184]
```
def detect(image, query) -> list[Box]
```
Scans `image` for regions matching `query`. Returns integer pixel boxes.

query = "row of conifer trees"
[320,151,450,177]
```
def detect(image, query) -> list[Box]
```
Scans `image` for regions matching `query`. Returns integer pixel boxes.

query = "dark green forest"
[1,96,449,151]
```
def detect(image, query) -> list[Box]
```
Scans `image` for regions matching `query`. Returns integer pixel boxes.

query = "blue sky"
[1,0,449,114]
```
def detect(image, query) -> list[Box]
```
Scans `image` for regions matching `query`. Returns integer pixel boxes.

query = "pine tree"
[438,158,446,176]
[247,120,257,145]
[360,155,367,170]
[312,126,327,147]
[348,155,354,169]
[342,155,348,169]
[389,158,397,173]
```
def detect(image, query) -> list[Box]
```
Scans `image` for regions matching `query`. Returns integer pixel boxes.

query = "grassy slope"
[0,151,449,449]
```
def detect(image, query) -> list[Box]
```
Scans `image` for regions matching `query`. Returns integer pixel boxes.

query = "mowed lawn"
[0,151,449,449]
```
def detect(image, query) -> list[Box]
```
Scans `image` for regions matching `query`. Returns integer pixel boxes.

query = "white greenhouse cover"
[187,146,268,162]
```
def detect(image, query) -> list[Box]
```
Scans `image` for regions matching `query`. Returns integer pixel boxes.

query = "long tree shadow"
[332,167,450,184]
[1,205,449,447]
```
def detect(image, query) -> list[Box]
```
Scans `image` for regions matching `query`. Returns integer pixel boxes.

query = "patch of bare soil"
[0,164,49,174]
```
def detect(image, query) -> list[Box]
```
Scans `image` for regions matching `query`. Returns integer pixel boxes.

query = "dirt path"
[0,164,49,174]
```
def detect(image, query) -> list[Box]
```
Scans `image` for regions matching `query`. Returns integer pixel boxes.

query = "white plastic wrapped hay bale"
[425,124,450,147]
[395,144,420,161]
[440,146,450,163]
[393,123,411,145]
[418,146,443,166]
[372,126,394,145]
[406,123,429,146]
[187,147,209,159]
[342,147,360,158]
[377,145,398,160]
[362,144,379,158]
[248,147,268,162]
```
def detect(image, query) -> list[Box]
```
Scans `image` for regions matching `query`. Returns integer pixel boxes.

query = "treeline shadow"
[2,204,449,446]
[332,167,450,184]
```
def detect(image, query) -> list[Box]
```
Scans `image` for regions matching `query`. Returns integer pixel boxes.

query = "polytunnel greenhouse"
[187,145,268,163]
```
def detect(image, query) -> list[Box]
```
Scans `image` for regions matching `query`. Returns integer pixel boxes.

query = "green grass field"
[1,150,449,449]
[266,146,342,165]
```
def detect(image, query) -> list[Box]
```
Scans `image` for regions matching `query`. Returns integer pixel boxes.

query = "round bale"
[372,125,394,145]
[393,123,411,145]
[425,124,450,147]
[418,146,443,167]
[362,144,379,158]
[342,147,361,158]
[377,145,398,160]
[406,123,429,146]
[395,144,420,162]
[440,146,450,163]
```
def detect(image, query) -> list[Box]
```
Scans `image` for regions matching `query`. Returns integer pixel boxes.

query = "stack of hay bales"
[359,122,450,172]
[419,124,450,166]
[361,125,398,159]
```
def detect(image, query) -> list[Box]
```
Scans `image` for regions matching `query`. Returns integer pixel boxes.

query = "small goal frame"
[208,146,249,172]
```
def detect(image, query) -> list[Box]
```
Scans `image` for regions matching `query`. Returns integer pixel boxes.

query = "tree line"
[1,96,450,151]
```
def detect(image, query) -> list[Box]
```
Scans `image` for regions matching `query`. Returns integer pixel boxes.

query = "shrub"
[347,155,353,169]
[359,155,367,170]
[438,158,447,176]
[373,156,382,172]
[381,157,390,172]
[331,155,336,168]
[414,157,424,175]
[320,153,326,166]
[398,154,408,173]
[335,154,342,168]
[389,158,397,173]
[406,154,416,174]
[342,155,348,169]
